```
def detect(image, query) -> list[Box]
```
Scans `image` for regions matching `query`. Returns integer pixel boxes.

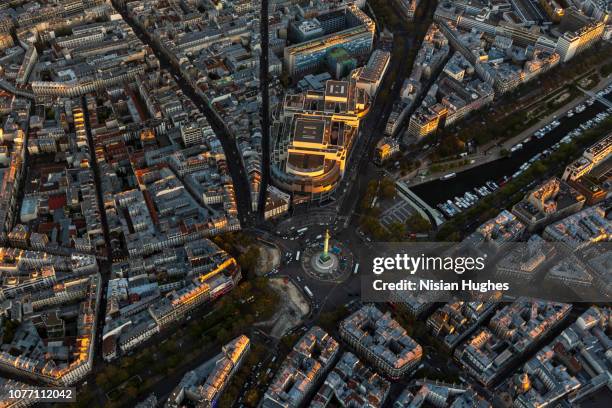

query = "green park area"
[212,232,262,279]
[429,158,472,173]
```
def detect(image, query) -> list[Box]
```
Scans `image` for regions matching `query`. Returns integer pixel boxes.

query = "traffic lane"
[257,225,369,315]
[112,1,253,224]
[338,37,413,217]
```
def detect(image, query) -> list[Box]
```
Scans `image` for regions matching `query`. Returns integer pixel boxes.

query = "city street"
[249,225,364,321]
[81,96,113,369]
[0,0,610,407]
[110,0,254,227]
[336,0,439,230]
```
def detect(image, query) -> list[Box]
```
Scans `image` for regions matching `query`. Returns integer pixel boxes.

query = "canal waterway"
[412,94,612,207]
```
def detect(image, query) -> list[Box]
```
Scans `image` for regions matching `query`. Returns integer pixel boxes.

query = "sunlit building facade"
[271,78,370,204]
[283,5,375,78]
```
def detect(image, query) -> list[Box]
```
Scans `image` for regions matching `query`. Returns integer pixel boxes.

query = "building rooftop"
[294,118,326,144]
[340,305,422,377]
[263,326,339,408]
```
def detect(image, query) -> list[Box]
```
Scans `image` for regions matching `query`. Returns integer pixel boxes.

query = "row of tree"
[217,342,268,407]
[359,175,433,241]
[437,116,612,240]
[87,278,279,407]
[213,232,260,279]
[429,42,612,161]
